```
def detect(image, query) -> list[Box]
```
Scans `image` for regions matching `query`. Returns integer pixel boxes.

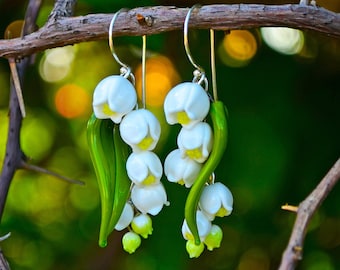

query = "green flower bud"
[186,239,205,258]
[122,232,141,254]
[131,214,153,239]
[204,224,223,251]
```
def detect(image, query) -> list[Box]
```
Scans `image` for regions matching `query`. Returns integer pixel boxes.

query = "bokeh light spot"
[261,27,304,55]
[21,112,55,161]
[224,30,257,60]
[135,55,180,107]
[219,30,257,67]
[39,46,76,82]
[55,84,90,118]
[4,20,24,39]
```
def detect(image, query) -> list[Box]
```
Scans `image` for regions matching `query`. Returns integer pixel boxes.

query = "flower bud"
[131,214,153,239]
[204,224,223,251]
[186,239,205,258]
[122,231,141,254]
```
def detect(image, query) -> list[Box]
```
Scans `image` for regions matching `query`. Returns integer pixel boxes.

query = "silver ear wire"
[141,35,147,109]
[109,9,135,84]
[210,29,218,101]
[184,4,208,90]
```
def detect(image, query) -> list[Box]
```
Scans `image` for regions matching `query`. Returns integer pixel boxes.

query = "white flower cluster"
[182,182,233,257]
[92,75,168,254]
[164,82,212,187]
[163,82,233,257]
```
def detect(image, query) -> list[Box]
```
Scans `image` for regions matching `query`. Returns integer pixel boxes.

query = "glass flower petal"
[120,109,161,152]
[164,149,202,188]
[92,75,137,123]
[126,151,163,186]
[114,202,134,231]
[164,82,210,129]
[122,231,141,254]
[131,214,153,239]
[199,182,233,220]
[204,224,223,251]
[182,210,212,242]
[186,239,205,258]
[131,183,169,216]
[177,122,213,163]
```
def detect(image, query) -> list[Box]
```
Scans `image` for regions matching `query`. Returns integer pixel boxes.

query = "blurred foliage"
[0,0,339,270]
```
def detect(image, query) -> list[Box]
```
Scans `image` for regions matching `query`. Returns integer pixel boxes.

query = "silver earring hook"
[210,29,218,101]
[184,5,208,89]
[141,35,147,109]
[109,9,135,84]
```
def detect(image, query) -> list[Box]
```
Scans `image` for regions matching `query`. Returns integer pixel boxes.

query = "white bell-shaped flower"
[177,122,213,163]
[92,75,137,123]
[120,109,161,152]
[126,151,163,186]
[114,202,134,231]
[182,210,212,242]
[131,182,169,216]
[164,149,202,188]
[164,82,210,129]
[199,182,233,220]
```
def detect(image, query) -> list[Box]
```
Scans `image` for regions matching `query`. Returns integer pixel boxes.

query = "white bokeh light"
[39,45,76,82]
[261,27,304,55]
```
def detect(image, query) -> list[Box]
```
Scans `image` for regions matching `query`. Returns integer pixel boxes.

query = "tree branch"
[0,0,42,223]
[0,4,339,59]
[279,157,340,270]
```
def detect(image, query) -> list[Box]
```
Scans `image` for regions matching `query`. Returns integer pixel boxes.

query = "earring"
[163,5,233,258]
[118,34,169,254]
[91,9,137,124]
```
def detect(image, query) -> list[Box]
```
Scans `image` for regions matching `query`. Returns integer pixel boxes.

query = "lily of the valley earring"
[164,5,233,258]
[87,12,168,252]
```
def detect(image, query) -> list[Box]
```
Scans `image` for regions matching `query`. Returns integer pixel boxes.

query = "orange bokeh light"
[55,84,90,118]
[135,55,180,107]
[223,30,257,61]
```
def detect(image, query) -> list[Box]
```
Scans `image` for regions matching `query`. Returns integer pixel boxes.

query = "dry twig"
[279,158,340,270]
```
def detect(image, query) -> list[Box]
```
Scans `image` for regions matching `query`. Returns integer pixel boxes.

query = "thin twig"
[278,158,340,270]
[20,161,85,186]
[0,0,42,222]
[0,4,339,58]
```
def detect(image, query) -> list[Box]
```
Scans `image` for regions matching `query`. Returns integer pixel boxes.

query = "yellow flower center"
[177,111,191,125]
[102,103,115,116]
[142,174,156,185]
[185,232,194,241]
[137,136,154,150]
[178,179,185,186]
[215,207,228,217]
[186,148,203,160]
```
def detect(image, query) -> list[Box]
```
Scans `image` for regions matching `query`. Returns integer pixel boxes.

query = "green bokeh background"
[0,0,339,269]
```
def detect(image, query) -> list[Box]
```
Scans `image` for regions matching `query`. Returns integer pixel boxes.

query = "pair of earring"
[88,6,233,257]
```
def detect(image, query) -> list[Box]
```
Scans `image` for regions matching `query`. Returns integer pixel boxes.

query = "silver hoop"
[184,5,207,89]
[109,9,135,84]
